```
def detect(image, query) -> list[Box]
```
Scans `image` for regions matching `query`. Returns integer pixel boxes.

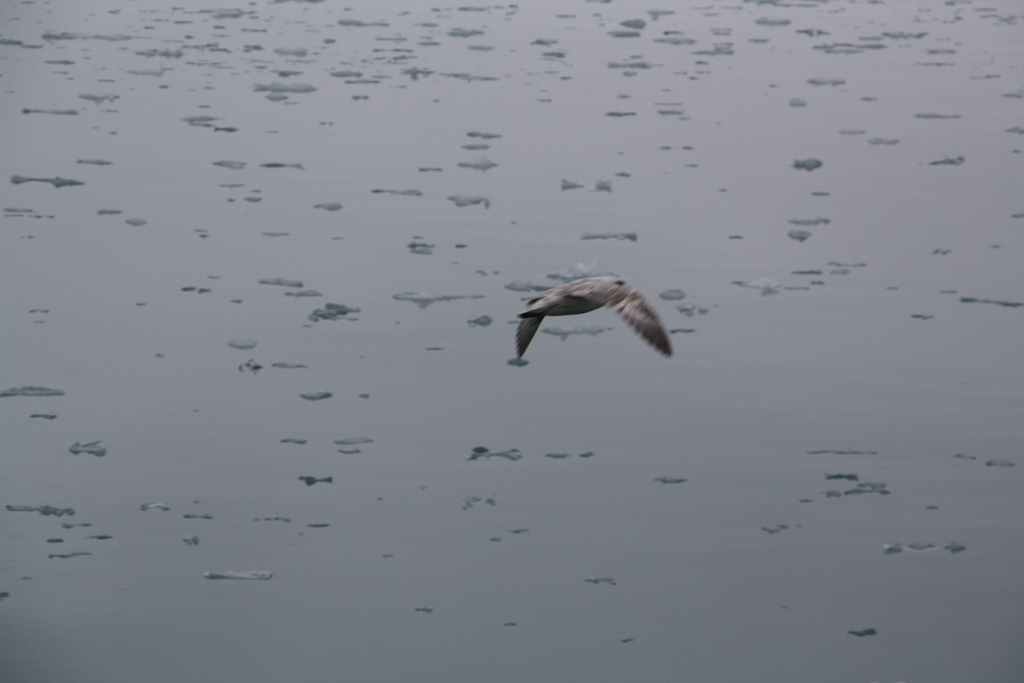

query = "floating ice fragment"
[807,449,877,455]
[69,441,106,457]
[372,188,422,196]
[299,476,332,486]
[314,202,342,211]
[608,60,654,69]
[847,628,876,637]
[1,386,65,397]
[793,158,822,171]
[807,78,845,86]
[620,19,646,29]
[300,392,332,401]
[281,438,307,445]
[184,513,213,520]
[944,541,967,553]
[228,339,257,350]
[259,278,303,287]
[140,502,170,511]
[448,28,484,38]
[23,108,78,116]
[653,36,695,46]
[125,218,147,226]
[49,552,91,559]
[408,241,434,255]
[393,292,484,308]
[761,524,789,534]
[213,160,246,170]
[583,577,617,585]
[334,437,373,446]
[915,113,960,120]
[447,195,490,209]
[755,17,790,26]
[31,413,57,419]
[468,447,522,461]
[457,158,497,172]
[284,290,321,297]
[507,358,528,367]
[253,82,317,94]
[825,473,859,481]
[789,98,807,107]
[959,297,1021,308]
[505,280,549,292]
[734,278,781,296]
[883,543,902,554]
[561,179,583,190]
[581,232,636,241]
[655,476,687,484]
[274,47,308,57]
[43,31,131,41]
[183,535,199,546]
[985,459,1015,467]
[789,217,830,226]
[542,326,612,340]
[271,363,306,369]
[868,138,899,145]
[467,131,501,139]
[659,289,686,300]
[204,571,272,580]
[788,230,812,242]
[608,30,641,38]
[80,93,119,104]
[929,156,964,166]
[10,175,84,188]
[260,163,303,169]
[844,482,890,495]
[309,303,360,321]
[467,315,492,327]
[76,159,111,165]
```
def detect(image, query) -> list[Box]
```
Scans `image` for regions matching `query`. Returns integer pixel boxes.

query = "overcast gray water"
[2,1,1023,681]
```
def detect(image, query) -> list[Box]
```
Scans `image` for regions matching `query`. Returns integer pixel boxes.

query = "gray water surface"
[2,1,1022,682]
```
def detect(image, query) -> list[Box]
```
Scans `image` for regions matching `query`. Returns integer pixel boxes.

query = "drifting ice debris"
[985,459,1015,467]
[313,202,343,211]
[883,543,903,554]
[467,315,492,327]
[447,195,490,209]
[789,98,807,107]
[793,158,823,171]
[280,438,307,445]
[584,577,617,585]
[844,482,890,495]
[868,138,899,145]
[140,502,170,511]
[309,303,360,321]
[299,476,333,486]
[505,280,550,292]
[755,16,790,26]
[393,292,484,308]
[761,524,789,534]
[10,175,85,188]
[467,131,501,139]
[184,513,213,519]
[69,441,106,457]
[1,386,65,397]
[204,571,273,580]
[789,217,830,226]
[847,628,876,637]
[825,473,859,481]
[561,179,584,190]
[408,241,433,254]
[260,163,303,169]
[541,326,612,340]
[655,477,687,484]
[271,363,306,369]
[468,447,522,461]
[300,392,332,401]
[183,535,199,546]
[547,261,612,283]
[581,232,636,241]
[80,93,119,104]
[334,437,373,446]
[659,289,686,300]
[788,230,812,242]
[929,156,964,166]
[594,181,613,192]
[458,158,497,172]
[372,188,422,196]
[6,505,75,516]
[253,82,317,94]
[228,339,257,350]
[125,218,147,226]
[284,290,321,297]
[734,278,781,296]
[959,297,1021,308]
[507,358,529,367]
[915,113,959,119]
[259,278,304,288]
[49,552,91,559]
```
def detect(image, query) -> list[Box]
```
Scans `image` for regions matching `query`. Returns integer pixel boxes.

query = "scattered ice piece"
[204,571,272,580]
[734,278,781,296]
[583,577,617,585]
[80,93,119,104]
[414,605,434,613]
[334,437,373,445]
[546,261,613,283]
[254,82,316,94]
[959,297,1021,308]
[868,138,899,145]
[309,303,360,321]
[807,449,877,455]
[284,290,321,297]
[76,158,110,165]
[594,181,613,192]
[907,542,934,552]
[31,413,57,420]
[23,108,79,116]
[761,524,789,534]
[845,482,890,495]
[228,339,257,350]
[561,179,583,190]
[393,292,483,308]
[183,535,199,546]
[408,241,434,255]
[507,358,528,367]
[787,229,812,242]
[789,217,830,226]
[260,163,303,169]
[943,541,967,554]
[505,281,550,292]
[467,131,501,139]
[580,232,636,241]
[546,453,570,459]
[541,326,612,340]
[883,543,902,554]
[1,386,65,397]
[447,195,490,209]
[140,502,170,511]
[184,513,213,519]
[298,476,333,486]
[788,98,807,107]
[69,441,106,457]
[985,459,1015,467]
[271,363,306,369]
[259,278,303,288]
[608,30,640,38]
[49,552,91,560]
[793,158,822,171]
[468,447,522,461]
[755,16,790,26]
[915,113,959,119]
[654,476,687,484]
[314,202,342,211]
[847,628,876,637]
[125,218,147,227]
[457,158,497,172]
[467,315,492,327]
[300,392,332,401]
[825,473,859,481]
[10,176,84,188]
[281,438,307,445]
[659,289,686,300]
[929,156,964,166]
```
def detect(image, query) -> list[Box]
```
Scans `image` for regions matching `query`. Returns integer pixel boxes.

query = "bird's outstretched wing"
[515,316,544,358]
[610,288,673,357]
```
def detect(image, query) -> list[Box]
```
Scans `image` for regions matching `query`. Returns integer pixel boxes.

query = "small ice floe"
[468,447,522,461]
[467,315,492,327]
[594,181,613,192]
[608,30,640,38]
[408,241,433,255]
[789,98,807,107]
[457,158,497,172]
[792,158,822,171]
[43,31,131,41]
[447,195,490,209]
[49,552,91,560]
[274,46,308,57]
[31,413,57,420]
[915,113,960,119]
[314,202,342,211]
[392,292,484,308]
[69,441,106,457]
[541,325,612,340]
[755,16,790,26]
[462,495,497,511]
[308,303,360,321]
[414,605,434,614]
[228,339,257,350]
[1,386,65,397]
[184,513,213,520]
[260,162,303,169]
[10,175,84,188]
[546,261,612,283]
[125,218,147,226]
[581,232,637,242]
[183,535,199,546]
[884,541,966,555]
[300,392,332,401]
[807,449,878,455]
[868,138,899,145]
[733,278,781,296]
[505,281,549,292]
[284,290,321,297]
[334,437,373,446]
[985,459,1015,467]
[23,108,78,116]
[280,438,307,445]
[259,278,303,287]
[659,289,686,300]
[655,476,687,484]
[76,158,110,165]
[253,82,316,94]
[789,217,830,226]
[787,230,812,242]
[6,505,75,517]
[583,577,617,585]
[825,473,859,481]
[140,502,170,511]
[272,363,306,369]
[507,358,528,367]
[372,188,422,196]
[298,476,333,486]
[561,179,583,190]
[467,131,501,139]
[203,571,272,580]
[843,482,890,495]
[959,297,1021,308]
[80,93,118,104]
[929,156,964,166]
[807,78,845,86]
[761,524,789,534]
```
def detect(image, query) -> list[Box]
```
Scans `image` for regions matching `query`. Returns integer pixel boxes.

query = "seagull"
[515,276,672,358]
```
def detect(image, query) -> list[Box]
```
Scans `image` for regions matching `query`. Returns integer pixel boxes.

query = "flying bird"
[515,277,672,358]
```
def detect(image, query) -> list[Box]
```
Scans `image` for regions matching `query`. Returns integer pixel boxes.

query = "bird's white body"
[515,276,672,358]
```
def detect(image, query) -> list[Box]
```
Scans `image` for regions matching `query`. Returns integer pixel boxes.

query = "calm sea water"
[2,1,1022,681]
